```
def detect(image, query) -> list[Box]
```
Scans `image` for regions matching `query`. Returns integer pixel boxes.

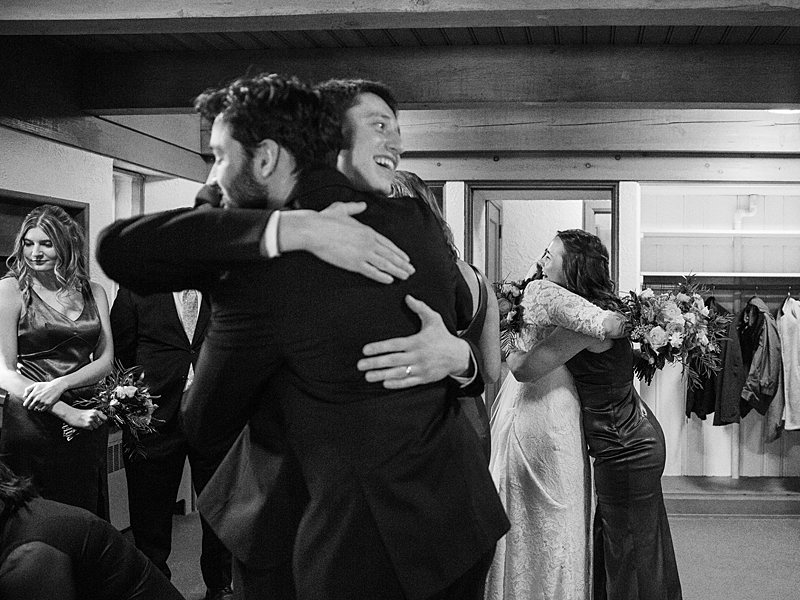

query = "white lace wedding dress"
[485,279,611,600]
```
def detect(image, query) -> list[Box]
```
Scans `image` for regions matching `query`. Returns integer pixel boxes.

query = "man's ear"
[253,139,281,180]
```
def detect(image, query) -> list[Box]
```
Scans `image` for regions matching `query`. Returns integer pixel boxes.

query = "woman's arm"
[527,280,627,340]
[0,278,38,399]
[475,267,501,384]
[508,326,610,383]
[23,282,114,411]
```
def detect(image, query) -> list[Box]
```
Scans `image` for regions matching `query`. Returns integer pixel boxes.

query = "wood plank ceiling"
[42,25,800,53]
[1,2,799,180]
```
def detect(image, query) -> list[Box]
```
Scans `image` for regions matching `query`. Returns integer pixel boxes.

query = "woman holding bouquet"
[508,229,682,600]
[0,205,113,516]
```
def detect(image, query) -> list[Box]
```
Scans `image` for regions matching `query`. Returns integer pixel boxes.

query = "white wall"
[639,185,800,477]
[144,177,204,213]
[501,199,583,280]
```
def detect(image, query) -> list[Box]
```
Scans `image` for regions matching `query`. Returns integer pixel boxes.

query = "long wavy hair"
[5,205,89,309]
[555,229,623,311]
[391,170,459,262]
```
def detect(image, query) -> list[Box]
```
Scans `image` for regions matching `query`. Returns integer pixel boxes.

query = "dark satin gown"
[567,338,682,600]
[0,284,109,516]
[457,263,491,462]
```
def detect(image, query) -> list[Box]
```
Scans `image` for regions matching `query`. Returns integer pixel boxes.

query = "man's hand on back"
[357,295,472,389]
[279,202,415,284]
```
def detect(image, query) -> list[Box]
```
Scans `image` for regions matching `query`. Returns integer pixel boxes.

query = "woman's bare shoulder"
[0,276,21,295]
[0,277,23,310]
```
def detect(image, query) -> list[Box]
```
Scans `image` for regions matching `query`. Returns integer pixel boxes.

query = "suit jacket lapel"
[162,294,189,343]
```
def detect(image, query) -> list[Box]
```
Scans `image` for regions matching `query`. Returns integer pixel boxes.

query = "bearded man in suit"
[97,73,508,600]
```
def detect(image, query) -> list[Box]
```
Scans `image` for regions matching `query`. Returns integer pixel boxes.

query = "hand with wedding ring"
[357,295,472,389]
[22,379,68,412]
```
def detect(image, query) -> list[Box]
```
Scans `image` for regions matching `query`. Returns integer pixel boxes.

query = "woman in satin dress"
[0,205,113,516]
[509,229,682,600]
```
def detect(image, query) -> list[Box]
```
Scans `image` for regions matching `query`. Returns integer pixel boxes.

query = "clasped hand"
[63,407,107,430]
[22,379,68,412]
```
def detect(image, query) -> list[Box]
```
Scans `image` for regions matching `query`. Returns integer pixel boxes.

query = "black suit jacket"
[110,288,210,431]
[97,168,508,599]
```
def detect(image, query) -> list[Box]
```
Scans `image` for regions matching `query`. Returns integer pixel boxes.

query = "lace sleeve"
[522,280,610,339]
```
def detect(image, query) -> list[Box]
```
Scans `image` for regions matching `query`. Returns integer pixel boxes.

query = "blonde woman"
[0,205,112,515]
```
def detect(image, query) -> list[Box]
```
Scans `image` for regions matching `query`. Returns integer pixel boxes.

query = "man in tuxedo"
[97,73,508,599]
[110,288,233,600]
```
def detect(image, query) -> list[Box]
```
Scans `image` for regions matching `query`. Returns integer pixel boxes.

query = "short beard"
[226,159,270,209]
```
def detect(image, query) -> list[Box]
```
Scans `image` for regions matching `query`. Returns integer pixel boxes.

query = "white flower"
[660,301,683,323]
[640,288,655,300]
[676,292,691,304]
[109,398,120,407]
[683,312,697,325]
[114,385,138,399]
[669,332,684,348]
[646,326,669,350]
[699,305,710,317]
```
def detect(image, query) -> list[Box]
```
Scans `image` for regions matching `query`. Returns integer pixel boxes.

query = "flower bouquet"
[62,361,159,458]
[622,278,732,390]
[493,276,535,354]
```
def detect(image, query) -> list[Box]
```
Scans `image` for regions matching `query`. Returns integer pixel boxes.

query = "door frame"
[465,181,621,286]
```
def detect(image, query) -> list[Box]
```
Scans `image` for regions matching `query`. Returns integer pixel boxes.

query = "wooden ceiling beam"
[400,155,800,183]
[4,1,800,34]
[0,116,209,181]
[399,108,800,154]
[80,44,800,112]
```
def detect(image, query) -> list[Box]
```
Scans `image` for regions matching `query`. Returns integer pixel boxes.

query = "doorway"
[467,184,618,415]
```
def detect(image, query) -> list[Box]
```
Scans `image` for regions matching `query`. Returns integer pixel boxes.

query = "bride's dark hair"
[556,229,623,311]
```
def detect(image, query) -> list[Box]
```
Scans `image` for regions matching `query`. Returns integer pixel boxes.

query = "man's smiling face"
[337,92,403,196]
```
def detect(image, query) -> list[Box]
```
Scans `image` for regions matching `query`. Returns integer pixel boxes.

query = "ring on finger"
[405,365,412,376]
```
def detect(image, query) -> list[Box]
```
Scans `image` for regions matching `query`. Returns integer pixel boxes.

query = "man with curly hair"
[98,73,508,600]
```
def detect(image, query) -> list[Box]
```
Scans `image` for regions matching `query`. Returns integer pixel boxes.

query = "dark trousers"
[124,423,232,591]
[231,547,493,600]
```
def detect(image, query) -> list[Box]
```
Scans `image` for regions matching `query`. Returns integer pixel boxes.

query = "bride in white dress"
[486,269,625,600]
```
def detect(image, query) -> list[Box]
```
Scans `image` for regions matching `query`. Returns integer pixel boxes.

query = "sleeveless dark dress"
[566,338,682,600]
[0,284,109,516]
[457,263,491,462]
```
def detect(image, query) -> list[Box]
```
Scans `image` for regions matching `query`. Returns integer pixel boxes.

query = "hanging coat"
[686,297,746,425]
[778,297,800,430]
[738,296,782,418]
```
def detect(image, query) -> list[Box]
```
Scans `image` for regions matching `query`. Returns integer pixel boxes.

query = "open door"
[484,200,503,415]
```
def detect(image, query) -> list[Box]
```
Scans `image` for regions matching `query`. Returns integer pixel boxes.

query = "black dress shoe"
[204,586,234,600]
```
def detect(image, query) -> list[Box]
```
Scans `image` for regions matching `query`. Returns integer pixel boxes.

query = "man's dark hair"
[195,73,342,172]
[315,79,399,120]
[0,460,36,520]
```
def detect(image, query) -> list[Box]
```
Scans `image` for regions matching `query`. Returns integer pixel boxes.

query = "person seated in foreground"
[0,459,183,600]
